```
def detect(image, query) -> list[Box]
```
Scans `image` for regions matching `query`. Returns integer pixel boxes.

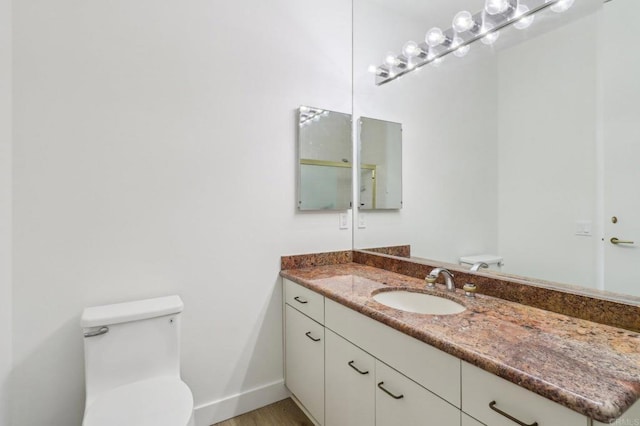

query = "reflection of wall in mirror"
[353,0,499,262]
[497,13,598,288]
[360,118,402,209]
[299,112,351,162]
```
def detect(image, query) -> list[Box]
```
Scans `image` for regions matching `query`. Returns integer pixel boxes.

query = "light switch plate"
[339,212,349,230]
[358,213,366,229]
[575,220,592,236]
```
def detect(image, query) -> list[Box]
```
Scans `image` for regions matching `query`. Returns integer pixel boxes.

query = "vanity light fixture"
[369,0,575,85]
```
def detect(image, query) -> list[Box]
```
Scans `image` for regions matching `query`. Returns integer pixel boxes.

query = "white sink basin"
[373,290,466,315]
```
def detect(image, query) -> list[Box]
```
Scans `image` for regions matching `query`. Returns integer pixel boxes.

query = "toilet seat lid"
[83,377,193,426]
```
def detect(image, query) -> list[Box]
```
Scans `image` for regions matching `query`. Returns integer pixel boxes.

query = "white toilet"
[81,295,195,426]
[459,254,504,271]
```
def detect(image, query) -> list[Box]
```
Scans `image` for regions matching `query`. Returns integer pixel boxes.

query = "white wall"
[0,0,12,422]
[353,0,500,262]
[497,15,599,287]
[12,1,351,425]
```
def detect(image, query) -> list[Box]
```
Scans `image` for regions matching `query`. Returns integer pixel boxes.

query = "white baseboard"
[193,379,290,426]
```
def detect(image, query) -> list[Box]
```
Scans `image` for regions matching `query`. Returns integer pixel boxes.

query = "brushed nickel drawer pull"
[489,401,538,426]
[84,326,109,338]
[294,296,308,304]
[348,360,369,375]
[305,331,321,342]
[377,382,404,400]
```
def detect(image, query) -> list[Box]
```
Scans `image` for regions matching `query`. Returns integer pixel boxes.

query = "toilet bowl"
[81,295,195,426]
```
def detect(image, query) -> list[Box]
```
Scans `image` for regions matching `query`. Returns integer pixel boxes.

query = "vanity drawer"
[325,298,461,407]
[461,361,588,426]
[284,278,324,324]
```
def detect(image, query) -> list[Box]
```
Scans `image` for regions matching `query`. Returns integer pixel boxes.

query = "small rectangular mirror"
[358,117,402,210]
[297,106,352,211]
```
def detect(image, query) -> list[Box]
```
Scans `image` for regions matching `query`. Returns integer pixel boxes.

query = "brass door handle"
[611,237,635,245]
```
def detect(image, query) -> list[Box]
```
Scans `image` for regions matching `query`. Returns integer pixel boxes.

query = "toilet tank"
[459,254,504,271]
[81,295,184,403]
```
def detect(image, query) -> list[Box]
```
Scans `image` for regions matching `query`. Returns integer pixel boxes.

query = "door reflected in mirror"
[297,106,352,211]
[359,117,402,210]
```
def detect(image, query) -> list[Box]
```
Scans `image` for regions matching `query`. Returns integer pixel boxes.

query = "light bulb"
[514,5,534,29]
[452,11,475,33]
[425,27,445,47]
[402,41,419,58]
[452,37,470,57]
[481,30,500,45]
[551,0,574,13]
[454,45,470,58]
[485,0,509,15]
[384,52,398,67]
[369,66,389,77]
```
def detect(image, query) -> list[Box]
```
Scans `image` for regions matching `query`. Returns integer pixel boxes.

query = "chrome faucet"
[426,267,456,292]
[470,262,489,272]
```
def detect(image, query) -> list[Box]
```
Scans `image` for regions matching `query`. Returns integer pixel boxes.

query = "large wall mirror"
[353,0,640,300]
[298,106,352,210]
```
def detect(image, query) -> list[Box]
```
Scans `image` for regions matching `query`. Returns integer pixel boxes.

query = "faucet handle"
[425,274,437,288]
[463,283,478,298]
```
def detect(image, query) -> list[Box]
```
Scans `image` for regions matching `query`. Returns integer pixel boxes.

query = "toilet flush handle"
[84,326,109,338]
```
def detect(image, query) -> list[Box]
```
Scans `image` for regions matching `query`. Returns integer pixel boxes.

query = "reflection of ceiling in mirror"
[365,0,485,27]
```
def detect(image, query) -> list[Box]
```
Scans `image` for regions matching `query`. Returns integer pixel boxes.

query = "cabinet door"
[376,361,459,426]
[325,330,375,426]
[285,305,325,425]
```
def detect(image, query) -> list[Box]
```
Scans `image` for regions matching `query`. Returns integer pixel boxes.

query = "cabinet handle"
[377,382,404,400]
[294,296,308,304]
[305,331,321,342]
[348,360,369,375]
[489,401,538,426]
[83,326,109,338]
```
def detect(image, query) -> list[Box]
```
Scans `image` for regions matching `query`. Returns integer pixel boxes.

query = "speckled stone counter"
[280,262,640,423]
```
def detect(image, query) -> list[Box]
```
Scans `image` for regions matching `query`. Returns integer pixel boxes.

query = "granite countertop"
[280,262,640,423]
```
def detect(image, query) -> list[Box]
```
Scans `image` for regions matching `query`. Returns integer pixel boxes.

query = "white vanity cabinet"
[283,278,600,426]
[325,330,375,426]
